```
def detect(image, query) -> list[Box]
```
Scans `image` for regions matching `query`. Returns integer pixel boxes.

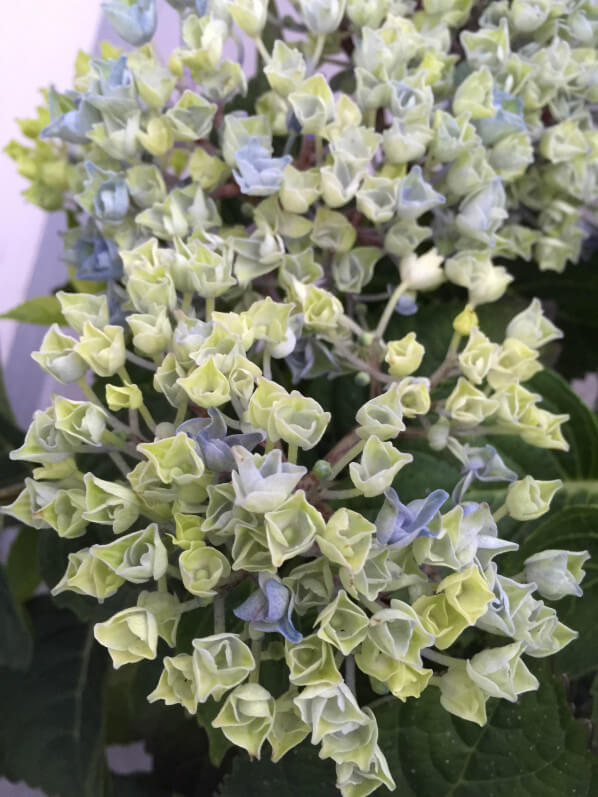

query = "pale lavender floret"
[234,573,302,643]
[101,0,157,46]
[233,138,293,196]
[178,409,264,472]
[451,443,517,503]
[376,488,449,548]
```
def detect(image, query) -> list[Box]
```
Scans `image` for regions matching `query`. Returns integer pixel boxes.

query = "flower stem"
[253,36,271,64]
[262,348,272,380]
[181,291,194,313]
[287,442,298,464]
[205,296,215,321]
[320,487,362,500]
[250,637,262,683]
[328,440,365,480]
[493,503,509,522]
[126,351,157,371]
[213,595,226,635]
[311,33,326,71]
[374,281,410,340]
[174,398,188,427]
[421,649,461,668]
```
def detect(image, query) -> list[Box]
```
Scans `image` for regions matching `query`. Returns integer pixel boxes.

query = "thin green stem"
[328,440,365,481]
[287,442,298,464]
[421,649,461,668]
[315,135,323,165]
[109,452,130,478]
[158,575,168,593]
[262,348,272,380]
[320,487,362,500]
[205,296,215,321]
[493,503,508,522]
[253,36,271,64]
[174,398,189,428]
[374,281,410,340]
[250,637,262,683]
[126,351,157,371]
[181,291,194,313]
[311,33,326,71]
[213,596,226,635]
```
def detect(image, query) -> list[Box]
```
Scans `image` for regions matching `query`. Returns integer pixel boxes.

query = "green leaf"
[6,526,41,603]
[0,295,66,325]
[0,562,32,669]
[374,663,593,797]
[0,596,108,797]
[219,743,335,797]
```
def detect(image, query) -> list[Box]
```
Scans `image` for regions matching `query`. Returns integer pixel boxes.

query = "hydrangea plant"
[3,1,596,795]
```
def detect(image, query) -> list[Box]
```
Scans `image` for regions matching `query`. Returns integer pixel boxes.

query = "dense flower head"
[3,1,594,795]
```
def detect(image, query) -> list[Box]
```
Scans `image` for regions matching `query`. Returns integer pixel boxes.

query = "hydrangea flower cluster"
[4,2,594,796]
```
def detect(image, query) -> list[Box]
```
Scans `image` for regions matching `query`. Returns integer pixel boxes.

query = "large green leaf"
[0,596,108,797]
[0,562,32,669]
[0,295,65,325]
[219,743,335,797]
[6,526,41,603]
[373,664,593,797]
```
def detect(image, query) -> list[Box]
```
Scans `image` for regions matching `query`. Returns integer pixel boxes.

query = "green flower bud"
[316,590,369,655]
[153,352,187,408]
[386,662,433,702]
[40,486,87,539]
[321,158,362,209]
[317,508,376,573]
[177,357,231,408]
[232,522,275,573]
[438,565,495,626]
[165,89,217,141]
[294,683,368,745]
[56,291,109,335]
[399,249,444,292]
[192,633,255,702]
[106,383,143,412]
[54,397,107,448]
[313,459,333,480]
[506,298,563,349]
[283,557,335,614]
[231,447,305,513]
[138,433,206,487]
[286,634,342,687]
[396,377,431,417]
[127,459,177,519]
[384,333,425,377]
[137,115,174,157]
[540,120,588,164]
[347,0,388,28]
[272,392,331,450]
[486,338,542,391]
[292,280,344,335]
[437,663,488,726]
[245,377,289,438]
[126,163,167,208]
[127,310,172,357]
[137,589,182,646]
[228,0,268,36]
[445,251,513,307]
[74,322,126,377]
[212,683,275,758]
[458,328,499,384]
[222,115,271,167]
[268,688,310,762]
[453,67,494,119]
[127,263,177,313]
[335,746,395,797]
[264,490,326,567]
[298,0,346,33]
[412,594,469,650]
[279,166,320,214]
[188,148,229,191]
[523,549,589,600]
[83,473,140,534]
[94,607,158,668]
[466,641,539,702]
[178,542,231,598]
[311,207,357,253]
[368,599,434,667]
[349,436,413,498]
[445,378,498,425]
[172,239,236,297]
[333,247,381,294]
[91,523,168,584]
[356,176,397,224]
[31,324,87,383]
[148,653,198,714]
[265,41,306,97]
[505,476,562,521]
